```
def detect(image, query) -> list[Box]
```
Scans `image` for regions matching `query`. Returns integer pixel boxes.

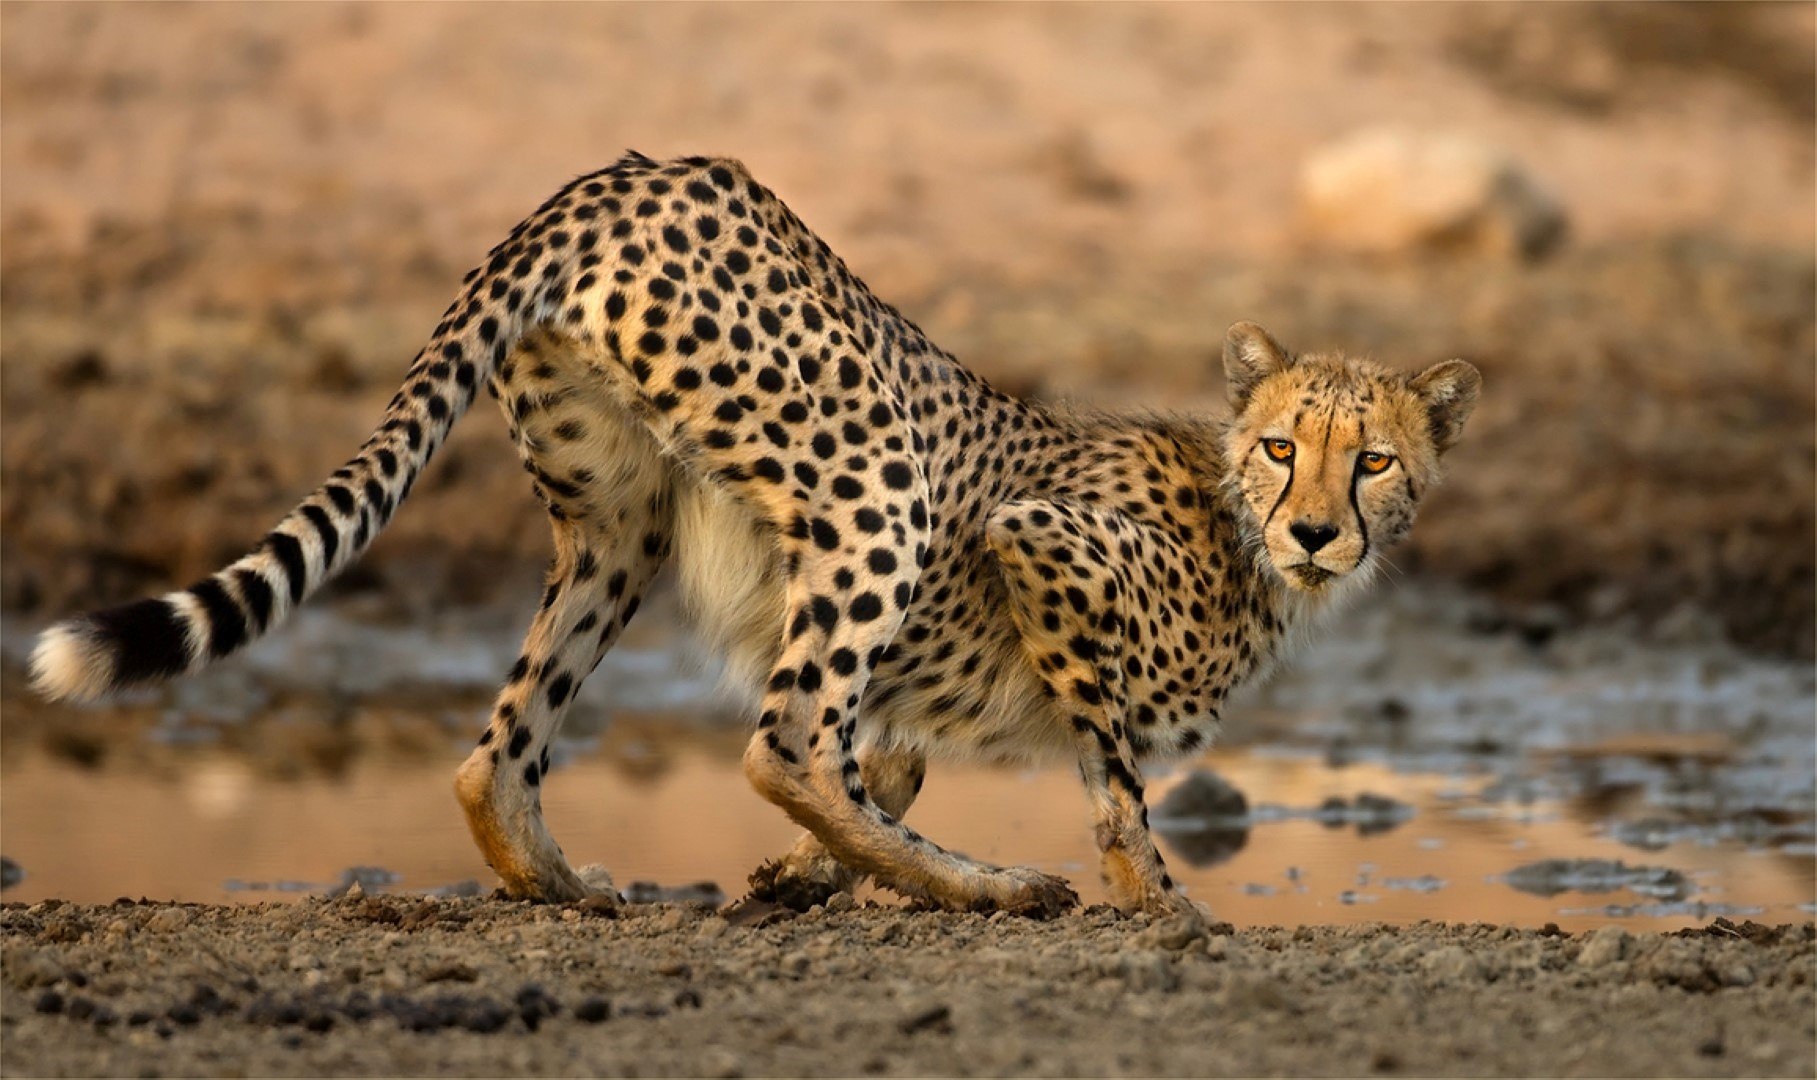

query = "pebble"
[1420,945,1484,982]
[1576,926,1630,968]
[898,1003,952,1035]
[574,996,611,1023]
[145,907,192,933]
[1137,914,1209,952]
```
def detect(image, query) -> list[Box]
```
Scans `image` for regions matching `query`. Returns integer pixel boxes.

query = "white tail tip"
[29,622,116,703]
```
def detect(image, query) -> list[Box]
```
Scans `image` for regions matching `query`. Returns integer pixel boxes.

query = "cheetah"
[31,151,1480,918]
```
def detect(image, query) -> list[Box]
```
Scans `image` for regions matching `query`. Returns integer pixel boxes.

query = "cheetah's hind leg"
[454,338,674,902]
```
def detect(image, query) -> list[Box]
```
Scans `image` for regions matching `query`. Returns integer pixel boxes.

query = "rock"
[1156,770,1249,823]
[1576,926,1631,967]
[1420,944,1484,982]
[1300,127,1567,261]
[1138,914,1211,952]
[423,961,478,984]
[1502,859,1691,901]
[145,907,192,933]
[898,1003,952,1035]
[574,996,611,1023]
[1350,793,1415,836]
[1153,770,1252,867]
[0,856,23,890]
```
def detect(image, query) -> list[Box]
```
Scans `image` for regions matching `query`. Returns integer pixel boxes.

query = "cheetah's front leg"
[741,568,1077,918]
[987,499,1204,919]
[748,743,927,909]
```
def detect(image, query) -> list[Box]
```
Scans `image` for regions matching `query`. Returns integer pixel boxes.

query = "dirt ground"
[2,898,1812,1078]
[1,3,1813,656]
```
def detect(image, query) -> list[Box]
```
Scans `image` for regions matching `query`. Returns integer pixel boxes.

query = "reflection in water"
[2,739,1810,932]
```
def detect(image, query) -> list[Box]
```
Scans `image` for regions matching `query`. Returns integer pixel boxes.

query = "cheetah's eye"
[1358,451,1394,474]
[1263,438,1295,463]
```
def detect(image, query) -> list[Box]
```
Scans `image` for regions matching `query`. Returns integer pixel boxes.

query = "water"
[2,736,1809,930]
[2,584,1811,930]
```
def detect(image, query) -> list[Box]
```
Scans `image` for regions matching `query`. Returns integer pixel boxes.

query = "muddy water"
[3,741,1811,931]
[1,584,1812,930]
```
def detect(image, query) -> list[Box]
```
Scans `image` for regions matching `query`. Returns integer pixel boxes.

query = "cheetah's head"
[1220,321,1480,594]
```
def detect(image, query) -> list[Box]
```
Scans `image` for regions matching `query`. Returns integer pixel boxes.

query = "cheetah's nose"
[1289,521,1340,554]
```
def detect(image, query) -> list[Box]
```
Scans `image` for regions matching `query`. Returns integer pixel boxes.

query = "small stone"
[703,1048,744,1078]
[899,1003,952,1035]
[825,891,858,914]
[145,907,191,933]
[423,961,478,984]
[1138,914,1209,952]
[1420,944,1483,982]
[574,996,611,1024]
[1576,926,1631,968]
[1155,770,1249,822]
[33,990,65,1015]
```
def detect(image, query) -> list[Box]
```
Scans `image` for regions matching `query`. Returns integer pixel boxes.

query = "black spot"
[880,461,914,490]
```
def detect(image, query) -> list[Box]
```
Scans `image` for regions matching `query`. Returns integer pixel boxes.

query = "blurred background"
[0,3,1812,926]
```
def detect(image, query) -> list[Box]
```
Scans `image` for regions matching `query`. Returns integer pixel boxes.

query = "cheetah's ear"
[1222,322,1293,410]
[1409,359,1482,453]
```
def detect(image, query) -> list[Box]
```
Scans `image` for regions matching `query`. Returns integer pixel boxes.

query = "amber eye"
[1263,438,1295,463]
[1358,451,1394,474]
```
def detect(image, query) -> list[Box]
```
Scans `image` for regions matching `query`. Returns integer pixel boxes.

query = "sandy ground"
[2,3,1813,656]
[2,898,1813,1078]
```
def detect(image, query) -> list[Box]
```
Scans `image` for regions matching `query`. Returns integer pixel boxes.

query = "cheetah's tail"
[29,260,541,703]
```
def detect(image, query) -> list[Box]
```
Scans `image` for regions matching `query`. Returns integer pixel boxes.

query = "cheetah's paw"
[983,867,1080,919]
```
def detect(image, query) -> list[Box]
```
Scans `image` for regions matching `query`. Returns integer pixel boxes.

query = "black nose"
[1290,521,1340,554]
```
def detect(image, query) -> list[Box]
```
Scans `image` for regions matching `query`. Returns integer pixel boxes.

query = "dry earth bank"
[2,899,1813,1077]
